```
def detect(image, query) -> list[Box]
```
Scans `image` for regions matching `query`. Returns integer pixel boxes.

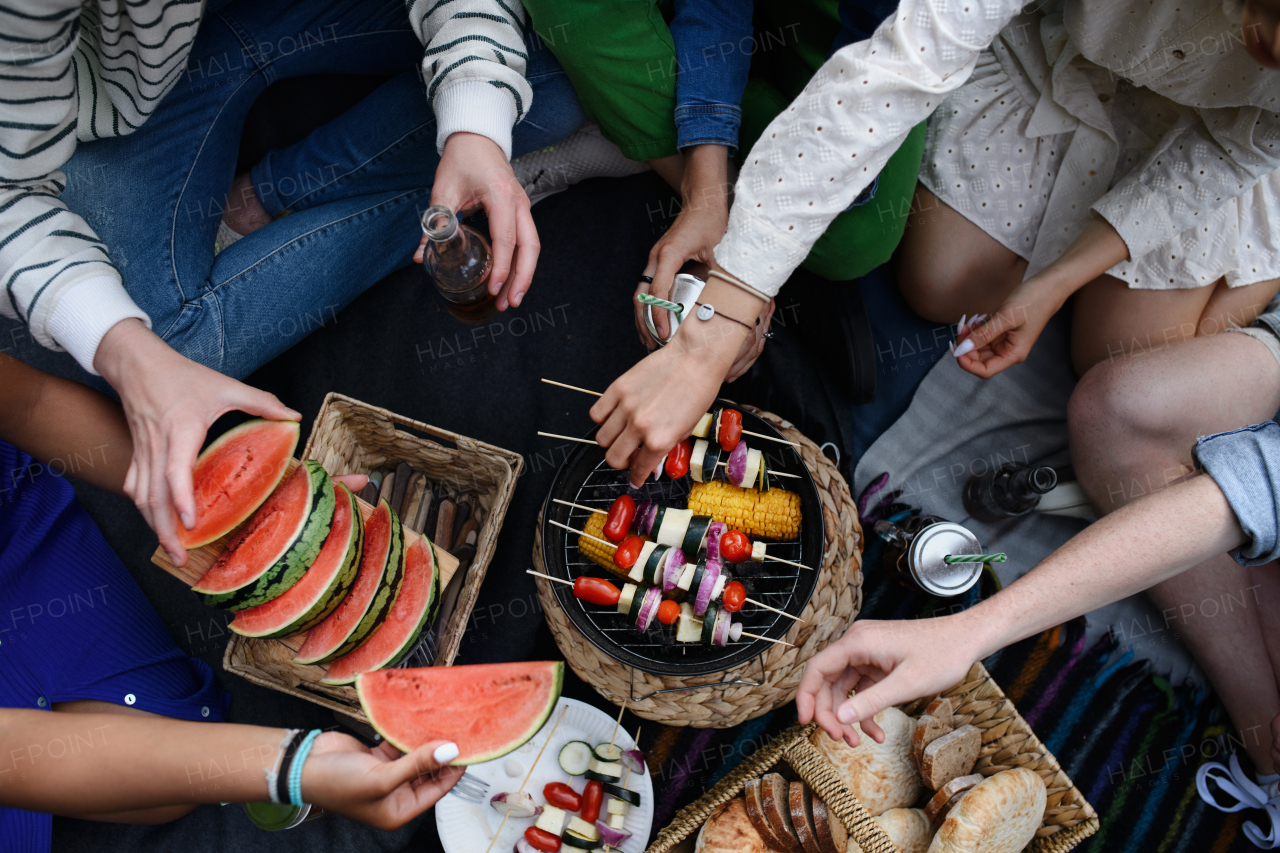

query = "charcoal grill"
[540,405,824,677]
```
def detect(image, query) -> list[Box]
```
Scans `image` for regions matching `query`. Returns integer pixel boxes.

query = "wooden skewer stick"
[538,431,599,445]
[746,598,806,622]
[483,705,569,853]
[527,569,573,587]
[542,379,800,448]
[715,459,801,479]
[763,554,812,570]
[541,378,603,397]
[552,498,604,515]
[547,519,615,550]
[602,726,642,853]
[610,695,627,745]
[741,631,795,647]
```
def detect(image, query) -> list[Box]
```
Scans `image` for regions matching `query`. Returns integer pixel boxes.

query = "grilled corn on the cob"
[688,480,801,540]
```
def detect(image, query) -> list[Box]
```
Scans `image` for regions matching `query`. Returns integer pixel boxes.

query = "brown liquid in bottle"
[421,205,496,324]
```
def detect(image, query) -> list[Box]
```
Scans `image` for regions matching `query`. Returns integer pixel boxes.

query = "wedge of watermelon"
[229,482,364,639]
[356,662,564,765]
[294,498,405,665]
[179,419,299,550]
[321,537,439,684]
[193,460,336,611]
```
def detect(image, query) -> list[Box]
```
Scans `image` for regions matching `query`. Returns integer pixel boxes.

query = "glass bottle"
[421,205,495,323]
[962,463,1058,522]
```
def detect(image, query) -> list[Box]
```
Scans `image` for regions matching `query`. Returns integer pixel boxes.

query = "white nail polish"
[953,339,976,358]
[957,314,967,334]
[433,742,460,764]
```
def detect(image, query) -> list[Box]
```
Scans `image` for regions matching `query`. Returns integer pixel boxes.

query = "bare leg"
[1071,275,1280,376]
[53,700,197,824]
[1070,330,1280,773]
[221,172,272,237]
[895,184,1027,323]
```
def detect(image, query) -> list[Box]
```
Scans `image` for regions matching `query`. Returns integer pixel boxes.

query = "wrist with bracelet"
[266,728,323,807]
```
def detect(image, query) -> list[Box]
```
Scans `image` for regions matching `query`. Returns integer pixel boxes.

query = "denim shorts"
[1195,420,1280,566]
[1226,291,1280,368]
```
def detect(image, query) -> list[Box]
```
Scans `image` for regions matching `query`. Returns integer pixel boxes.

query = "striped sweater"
[0,0,531,374]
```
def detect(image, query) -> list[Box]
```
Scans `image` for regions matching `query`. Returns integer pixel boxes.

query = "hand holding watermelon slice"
[95,319,303,567]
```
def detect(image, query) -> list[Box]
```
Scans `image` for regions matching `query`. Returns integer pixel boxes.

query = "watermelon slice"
[179,419,300,550]
[321,537,439,684]
[356,662,564,765]
[229,482,364,639]
[294,498,405,665]
[193,460,336,610]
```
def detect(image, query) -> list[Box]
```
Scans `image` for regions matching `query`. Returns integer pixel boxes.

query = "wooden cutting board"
[151,457,459,656]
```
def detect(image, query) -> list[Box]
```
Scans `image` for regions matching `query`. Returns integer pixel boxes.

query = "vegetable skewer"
[489,705,569,853]
[554,498,810,572]
[536,431,800,483]
[540,378,800,448]
[527,571,796,647]
[539,516,807,622]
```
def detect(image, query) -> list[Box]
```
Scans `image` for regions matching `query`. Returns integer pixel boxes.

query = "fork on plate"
[449,772,490,804]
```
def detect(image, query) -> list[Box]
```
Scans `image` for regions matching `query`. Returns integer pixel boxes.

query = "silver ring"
[763,331,775,339]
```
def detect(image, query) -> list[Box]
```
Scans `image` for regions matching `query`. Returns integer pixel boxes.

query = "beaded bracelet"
[265,729,303,805]
[288,730,323,808]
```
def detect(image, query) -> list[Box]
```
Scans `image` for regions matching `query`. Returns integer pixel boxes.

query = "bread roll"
[874,808,935,853]
[927,768,1046,853]
[697,798,773,853]
[808,708,922,815]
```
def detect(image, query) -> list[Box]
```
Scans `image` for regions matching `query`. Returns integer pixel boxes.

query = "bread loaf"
[927,768,1046,853]
[920,725,982,791]
[696,798,772,853]
[811,793,849,853]
[874,808,935,853]
[808,707,922,815]
[925,774,984,825]
[789,782,824,853]
[761,773,805,853]
[745,778,791,851]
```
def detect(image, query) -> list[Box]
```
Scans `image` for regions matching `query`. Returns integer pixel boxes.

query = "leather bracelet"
[694,301,757,332]
[707,268,769,303]
[271,729,306,805]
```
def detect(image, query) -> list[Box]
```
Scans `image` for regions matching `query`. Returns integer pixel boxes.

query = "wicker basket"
[152,393,522,722]
[531,407,863,729]
[645,661,1099,853]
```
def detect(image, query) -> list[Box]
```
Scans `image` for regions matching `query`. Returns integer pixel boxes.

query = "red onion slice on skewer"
[726,441,749,486]
[705,521,727,563]
[695,559,721,616]
[662,547,687,593]
[635,585,663,632]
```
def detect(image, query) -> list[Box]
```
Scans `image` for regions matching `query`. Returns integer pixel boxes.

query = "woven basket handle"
[785,728,899,853]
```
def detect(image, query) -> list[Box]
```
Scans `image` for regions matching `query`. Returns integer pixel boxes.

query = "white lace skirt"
[920,50,1280,290]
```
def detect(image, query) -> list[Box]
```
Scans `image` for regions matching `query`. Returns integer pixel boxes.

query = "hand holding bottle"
[418,132,536,311]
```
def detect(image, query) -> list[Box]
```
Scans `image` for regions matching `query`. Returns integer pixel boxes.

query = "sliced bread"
[920,725,982,791]
[761,773,805,853]
[924,697,956,727]
[874,808,935,853]
[927,768,1046,853]
[912,714,954,770]
[925,774,984,825]
[789,782,824,853]
[745,778,791,851]
[808,707,922,815]
[811,793,849,853]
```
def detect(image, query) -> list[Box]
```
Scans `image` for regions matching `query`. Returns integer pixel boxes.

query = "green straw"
[943,553,1007,565]
[637,292,683,317]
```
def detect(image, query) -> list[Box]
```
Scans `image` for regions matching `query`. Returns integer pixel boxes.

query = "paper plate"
[435,697,655,853]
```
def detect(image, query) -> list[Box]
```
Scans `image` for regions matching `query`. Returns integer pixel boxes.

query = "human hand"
[419,132,537,311]
[725,298,775,382]
[795,618,982,748]
[93,319,300,567]
[595,276,757,487]
[952,281,1059,378]
[302,732,464,831]
[635,145,731,348]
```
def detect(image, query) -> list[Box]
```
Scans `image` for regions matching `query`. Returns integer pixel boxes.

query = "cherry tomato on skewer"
[525,827,562,852]
[656,599,681,625]
[665,437,693,479]
[604,495,636,542]
[581,780,604,823]
[613,535,646,571]
[719,529,752,564]
[574,577,620,606]
[721,581,747,613]
[543,782,582,811]
[717,409,743,452]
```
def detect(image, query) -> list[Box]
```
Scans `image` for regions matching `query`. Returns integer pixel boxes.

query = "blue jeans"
[61,0,584,380]
[1196,420,1280,566]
